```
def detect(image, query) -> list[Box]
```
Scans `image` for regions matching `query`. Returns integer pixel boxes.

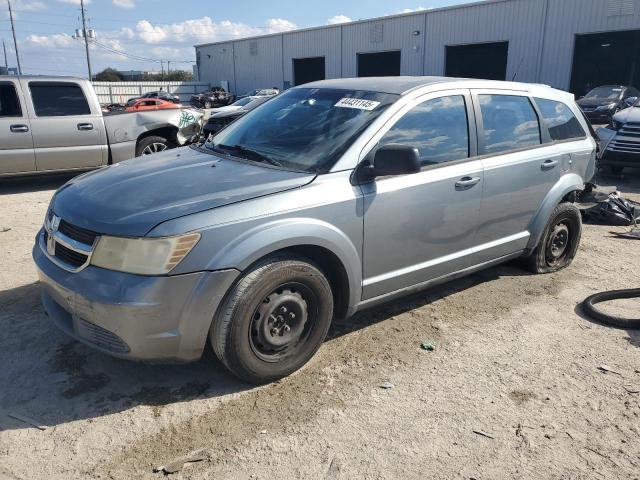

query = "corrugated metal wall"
[283,26,342,85]
[340,14,426,77]
[424,0,545,82]
[92,81,211,105]
[195,0,640,94]
[538,0,640,89]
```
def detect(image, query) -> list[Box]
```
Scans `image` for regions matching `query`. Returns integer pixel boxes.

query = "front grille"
[54,242,88,268]
[76,318,130,353]
[607,123,640,154]
[58,220,98,245]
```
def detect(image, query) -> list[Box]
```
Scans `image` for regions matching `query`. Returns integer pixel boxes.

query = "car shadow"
[0,262,536,432]
[594,167,640,195]
[573,302,640,350]
[0,172,83,195]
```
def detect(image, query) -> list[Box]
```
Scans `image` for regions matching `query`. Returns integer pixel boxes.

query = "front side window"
[0,82,21,117]
[479,94,541,154]
[29,82,91,116]
[535,98,585,141]
[207,87,398,173]
[379,95,469,166]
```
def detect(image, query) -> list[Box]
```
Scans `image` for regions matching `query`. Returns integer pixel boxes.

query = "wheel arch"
[526,173,584,251]
[204,218,362,319]
[136,125,179,147]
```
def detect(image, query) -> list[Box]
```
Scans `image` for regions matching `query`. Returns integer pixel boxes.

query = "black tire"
[211,256,334,384]
[135,135,174,157]
[525,202,582,274]
[581,289,640,329]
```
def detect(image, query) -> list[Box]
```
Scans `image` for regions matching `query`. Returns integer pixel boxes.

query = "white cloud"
[10,0,47,11]
[397,6,430,13]
[57,0,91,4]
[135,16,298,44]
[26,33,75,48]
[327,15,351,25]
[113,0,135,8]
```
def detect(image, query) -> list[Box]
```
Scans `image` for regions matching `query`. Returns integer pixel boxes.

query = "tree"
[94,68,123,82]
[140,70,194,81]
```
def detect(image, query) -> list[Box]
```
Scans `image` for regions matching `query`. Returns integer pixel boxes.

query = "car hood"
[577,98,618,108]
[52,146,315,237]
[612,106,640,124]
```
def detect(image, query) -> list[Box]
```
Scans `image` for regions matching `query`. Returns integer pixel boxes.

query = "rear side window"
[380,95,469,166]
[478,94,541,155]
[29,82,91,116]
[535,98,586,141]
[0,82,21,117]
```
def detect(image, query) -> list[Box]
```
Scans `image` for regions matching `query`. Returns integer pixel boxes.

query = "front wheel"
[135,135,173,157]
[524,202,582,274]
[211,256,334,384]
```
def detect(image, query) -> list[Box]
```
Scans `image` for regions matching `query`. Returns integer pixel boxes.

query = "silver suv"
[33,77,596,383]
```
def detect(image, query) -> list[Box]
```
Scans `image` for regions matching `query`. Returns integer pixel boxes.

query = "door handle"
[10,124,29,133]
[77,123,94,131]
[541,159,558,170]
[455,176,481,189]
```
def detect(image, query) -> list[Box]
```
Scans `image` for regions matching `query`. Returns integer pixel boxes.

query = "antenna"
[7,1,22,74]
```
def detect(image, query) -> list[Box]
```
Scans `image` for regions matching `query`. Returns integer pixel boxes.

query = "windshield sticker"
[334,98,381,110]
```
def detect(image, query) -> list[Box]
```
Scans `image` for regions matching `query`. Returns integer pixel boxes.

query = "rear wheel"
[525,202,582,274]
[211,256,334,384]
[135,135,173,157]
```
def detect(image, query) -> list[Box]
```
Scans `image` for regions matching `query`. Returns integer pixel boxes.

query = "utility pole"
[3,39,8,71]
[80,0,92,79]
[7,1,21,74]
[160,59,164,80]
[167,61,170,78]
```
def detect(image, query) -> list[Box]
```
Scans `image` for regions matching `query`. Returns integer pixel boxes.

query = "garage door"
[357,51,401,77]
[293,57,326,86]
[570,30,640,96]
[445,42,509,81]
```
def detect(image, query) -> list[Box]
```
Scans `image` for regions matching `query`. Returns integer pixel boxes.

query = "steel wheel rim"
[142,142,167,155]
[249,282,318,363]
[546,222,570,266]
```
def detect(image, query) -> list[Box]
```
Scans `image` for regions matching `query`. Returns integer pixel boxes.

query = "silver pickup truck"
[0,75,203,176]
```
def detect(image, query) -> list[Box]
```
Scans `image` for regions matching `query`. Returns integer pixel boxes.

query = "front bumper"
[33,232,239,362]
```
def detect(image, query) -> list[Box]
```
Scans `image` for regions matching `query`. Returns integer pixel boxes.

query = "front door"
[24,80,106,171]
[0,80,35,174]
[361,91,483,300]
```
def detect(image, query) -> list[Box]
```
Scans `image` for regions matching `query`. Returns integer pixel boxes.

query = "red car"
[125,98,181,112]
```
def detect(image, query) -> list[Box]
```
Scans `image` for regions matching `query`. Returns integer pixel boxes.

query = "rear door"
[23,80,108,171]
[0,79,35,174]
[471,90,562,263]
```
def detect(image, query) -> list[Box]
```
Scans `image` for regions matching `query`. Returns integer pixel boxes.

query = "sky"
[1,0,469,78]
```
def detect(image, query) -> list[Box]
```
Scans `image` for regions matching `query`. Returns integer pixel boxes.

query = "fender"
[526,173,584,250]
[204,217,363,313]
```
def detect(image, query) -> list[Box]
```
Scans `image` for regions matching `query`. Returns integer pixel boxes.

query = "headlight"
[90,232,201,275]
[596,103,616,111]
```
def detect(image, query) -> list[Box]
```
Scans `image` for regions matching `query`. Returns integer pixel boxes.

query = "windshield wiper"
[217,144,282,167]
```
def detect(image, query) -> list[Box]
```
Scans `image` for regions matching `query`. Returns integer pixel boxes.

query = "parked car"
[190,87,235,109]
[33,77,595,384]
[127,90,180,105]
[595,97,640,174]
[125,98,181,112]
[237,88,279,100]
[577,85,640,124]
[201,96,273,138]
[0,75,204,176]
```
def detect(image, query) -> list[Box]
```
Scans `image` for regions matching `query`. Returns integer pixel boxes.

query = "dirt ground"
[1,171,639,480]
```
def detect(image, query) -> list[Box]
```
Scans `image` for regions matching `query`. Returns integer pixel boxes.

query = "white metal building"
[195,0,640,95]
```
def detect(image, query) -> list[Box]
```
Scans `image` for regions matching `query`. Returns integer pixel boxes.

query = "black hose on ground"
[581,289,640,329]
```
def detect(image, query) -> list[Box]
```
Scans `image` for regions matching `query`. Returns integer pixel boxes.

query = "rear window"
[478,94,541,155]
[29,82,91,116]
[0,82,21,117]
[535,98,586,141]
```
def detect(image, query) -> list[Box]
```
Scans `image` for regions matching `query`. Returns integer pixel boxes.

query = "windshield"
[205,87,398,173]
[584,86,623,101]
[244,96,272,110]
[231,97,253,107]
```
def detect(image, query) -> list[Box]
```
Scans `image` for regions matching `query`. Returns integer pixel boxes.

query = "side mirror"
[623,96,638,108]
[371,144,421,177]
